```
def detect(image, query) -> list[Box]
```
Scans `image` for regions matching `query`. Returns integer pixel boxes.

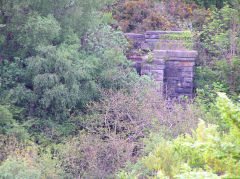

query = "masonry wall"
[125,31,198,98]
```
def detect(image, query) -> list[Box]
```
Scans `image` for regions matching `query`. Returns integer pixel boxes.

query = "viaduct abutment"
[125,31,198,98]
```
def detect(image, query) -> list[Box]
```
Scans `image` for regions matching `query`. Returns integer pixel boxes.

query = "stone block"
[142,64,165,70]
[166,77,182,81]
[151,58,165,65]
[168,57,196,62]
[169,50,198,58]
[146,39,160,43]
[180,66,194,72]
[165,68,180,77]
[166,61,195,67]
[154,50,198,58]
[182,81,193,88]
[165,67,194,78]
[151,69,164,73]
[183,78,193,83]
[181,71,194,78]
[125,33,145,42]
[175,87,192,94]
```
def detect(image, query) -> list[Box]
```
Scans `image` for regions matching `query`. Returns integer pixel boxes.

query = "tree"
[198,2,240,97]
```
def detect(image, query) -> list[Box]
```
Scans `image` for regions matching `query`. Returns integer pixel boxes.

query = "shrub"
[83,85,160,142]
[117,93,240,178]
[0,158,41,179]
[0,136,64,178]
[195,2,240,97]
[66,83,204,178]
[81,83,202,140]
[58,132,136,178]
[112,0,178,32]
[112,0,201,32]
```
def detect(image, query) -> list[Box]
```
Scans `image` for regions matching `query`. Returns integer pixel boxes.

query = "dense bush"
[0,158,41,179]
[1,0,240,178]
[111,0,213,33]
[118,93,240,178]
[0,0,142,142]
[195,2,240,98]
[0,83,206,178]
[111,0,199,32]
[0,136,64,178]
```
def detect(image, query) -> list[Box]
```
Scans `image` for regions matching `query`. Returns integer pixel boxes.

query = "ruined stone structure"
[125,31,198,98]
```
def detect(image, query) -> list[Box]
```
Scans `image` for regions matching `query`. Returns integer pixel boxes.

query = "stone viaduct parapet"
[125,31,198,98]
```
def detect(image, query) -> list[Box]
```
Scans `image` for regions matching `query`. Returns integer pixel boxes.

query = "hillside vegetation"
[0,0,240,178]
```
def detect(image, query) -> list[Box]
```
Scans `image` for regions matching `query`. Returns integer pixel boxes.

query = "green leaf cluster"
[0,0,141,139]
[118,93,240,178]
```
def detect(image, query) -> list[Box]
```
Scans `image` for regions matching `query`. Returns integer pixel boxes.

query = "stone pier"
[125,31,198,98]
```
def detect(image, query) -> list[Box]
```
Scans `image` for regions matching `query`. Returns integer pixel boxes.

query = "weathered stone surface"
[125,31,197,98]
[125,33,145,49]
[165,69,180,77]
[142,64,165,70]
[175,87,192,93]
[125,33,145,41]
[168,57,196,61]
[182,81,193,88]
[166,61,195,67]
[181,71,194,78]
[151,58,165,65]
[145,39,160,43]
[154,50,198,58]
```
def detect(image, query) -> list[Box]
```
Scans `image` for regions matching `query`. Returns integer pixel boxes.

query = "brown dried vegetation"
[112,0,200,32]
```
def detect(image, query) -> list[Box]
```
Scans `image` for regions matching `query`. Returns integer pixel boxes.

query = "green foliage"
[0,0,135,140]
[18,14,61,56]
[85,25,128,57]
[216,92,240,130]
[0,158,41,179]
[56,132,136,178]
[0,137,64,178]
[175,171,220,179]
[147,53,153,63]
[0,105,14,135]
[118,94,240,178]
[0,58,25,90]
[195,80,229,130]
[163,31,192,41]
[0,97,28,141]
[162,31,194,50]
[1,0,240,178]
[197,2,240,96]
[13,45,98,139]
